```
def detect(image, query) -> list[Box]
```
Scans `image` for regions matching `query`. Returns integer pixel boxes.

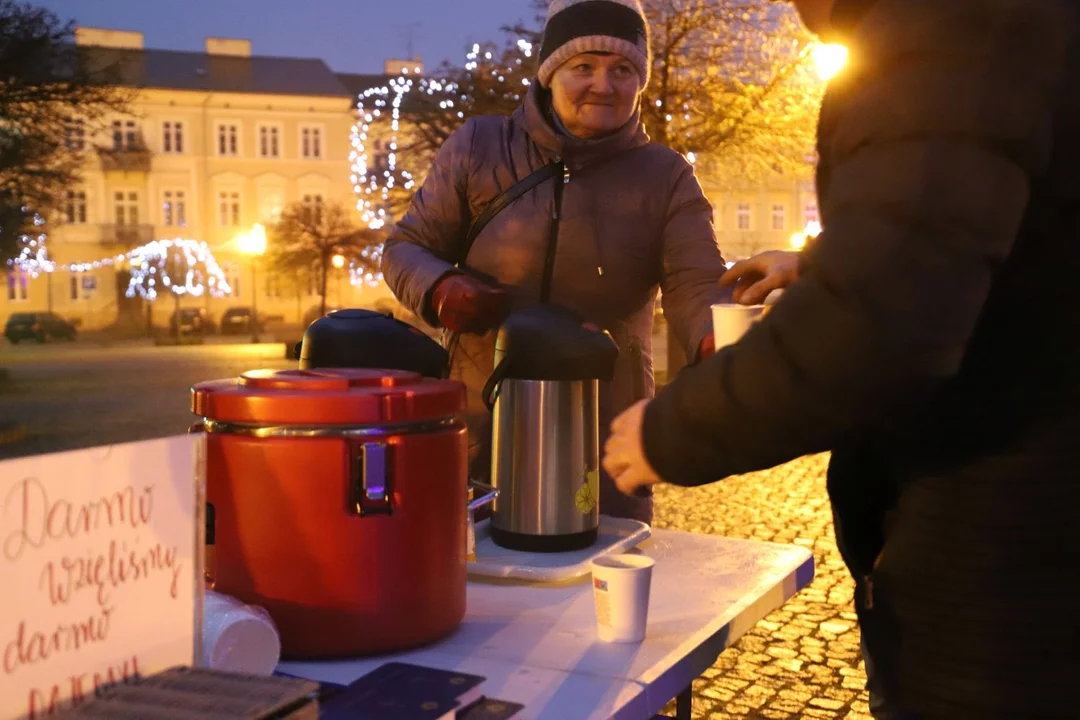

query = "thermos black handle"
[481,357,510,413]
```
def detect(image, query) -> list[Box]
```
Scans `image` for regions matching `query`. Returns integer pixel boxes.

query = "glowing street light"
[812,43,848,82]
[790,220,823,250]
[331,254,347,305]
[237,223,267,343]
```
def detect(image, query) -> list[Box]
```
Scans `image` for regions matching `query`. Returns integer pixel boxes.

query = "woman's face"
[549,52,641,139]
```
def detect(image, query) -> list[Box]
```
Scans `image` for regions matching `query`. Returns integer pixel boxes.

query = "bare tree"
[0,1,129,260]
[267,200,382,318]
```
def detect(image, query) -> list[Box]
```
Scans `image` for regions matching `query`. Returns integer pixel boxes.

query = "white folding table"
[279,528,815,719]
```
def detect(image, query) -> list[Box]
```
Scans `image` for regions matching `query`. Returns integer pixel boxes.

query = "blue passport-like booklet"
[319,662,487,719]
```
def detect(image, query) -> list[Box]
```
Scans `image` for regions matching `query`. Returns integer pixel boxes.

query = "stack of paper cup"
[591,554,655,643]
[203,590,281,676]
[711,303,767,351]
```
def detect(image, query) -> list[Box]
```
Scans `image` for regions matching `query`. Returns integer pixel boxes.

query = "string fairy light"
[6,212,232,299]
[125,239,232,300]
[347,37,534,289]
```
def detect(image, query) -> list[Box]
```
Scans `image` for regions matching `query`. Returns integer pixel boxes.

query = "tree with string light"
[351,38,537,226]
[124,239,233,341]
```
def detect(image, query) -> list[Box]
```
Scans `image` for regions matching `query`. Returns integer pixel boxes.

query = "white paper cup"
[203,590,281,676]
[711,303,767,351]
[591,554,655,643]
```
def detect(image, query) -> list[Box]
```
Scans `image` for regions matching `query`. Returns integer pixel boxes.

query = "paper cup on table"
[711,303,767,351]
[203,590,281,676]
[591,554,655,643]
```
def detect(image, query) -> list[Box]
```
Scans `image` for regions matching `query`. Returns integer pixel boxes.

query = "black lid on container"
[298,309,448,379]
[493,305,619,381]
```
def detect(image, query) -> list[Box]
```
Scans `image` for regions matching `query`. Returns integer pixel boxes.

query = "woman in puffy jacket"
[382,0,795,522]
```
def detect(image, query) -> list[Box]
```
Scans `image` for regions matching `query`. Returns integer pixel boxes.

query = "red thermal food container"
[192,368,468,659]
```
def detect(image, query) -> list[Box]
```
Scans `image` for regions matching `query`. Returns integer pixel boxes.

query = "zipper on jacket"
[539,159,568,303]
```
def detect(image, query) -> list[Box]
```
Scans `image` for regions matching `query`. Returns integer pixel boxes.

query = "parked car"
[168,308,216,336]
[4,312,78,344]
[219,307,265,335]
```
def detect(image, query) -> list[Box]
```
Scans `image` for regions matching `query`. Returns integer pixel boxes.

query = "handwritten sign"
[0,435,203,720]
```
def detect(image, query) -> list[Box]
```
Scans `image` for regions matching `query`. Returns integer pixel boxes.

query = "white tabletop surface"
[279,528,814,720]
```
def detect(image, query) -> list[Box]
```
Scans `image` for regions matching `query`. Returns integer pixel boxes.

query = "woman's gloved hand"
[695,332,715,363]
[430,273,508,334]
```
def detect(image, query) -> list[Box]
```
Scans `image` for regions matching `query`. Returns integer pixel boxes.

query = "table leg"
[675,685,692,720]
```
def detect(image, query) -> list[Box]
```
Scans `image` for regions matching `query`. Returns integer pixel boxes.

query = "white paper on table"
[0,435,204,720]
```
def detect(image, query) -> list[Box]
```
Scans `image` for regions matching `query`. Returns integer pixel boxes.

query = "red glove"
[695,332,715,363]
[430,273,508,334]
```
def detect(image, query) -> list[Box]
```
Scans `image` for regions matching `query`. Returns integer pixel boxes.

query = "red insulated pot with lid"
[192,367,468,659]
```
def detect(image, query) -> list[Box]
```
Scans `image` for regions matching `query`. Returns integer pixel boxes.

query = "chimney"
[75,27,144,50]
[205,38,252,58]
[384,57,424,76]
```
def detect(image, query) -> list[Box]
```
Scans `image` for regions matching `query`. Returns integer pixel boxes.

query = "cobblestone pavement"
[653,454,873,720]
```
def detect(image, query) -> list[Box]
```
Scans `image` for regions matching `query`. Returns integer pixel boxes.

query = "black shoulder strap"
[457,161,560,267]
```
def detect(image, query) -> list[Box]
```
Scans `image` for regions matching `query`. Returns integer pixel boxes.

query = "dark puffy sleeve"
[381,119,476,326]
[658,157,731,360]
[642,0,1070,486]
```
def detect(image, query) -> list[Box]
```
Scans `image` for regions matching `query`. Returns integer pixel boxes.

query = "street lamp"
[332,254,345,307]
[790,221,823,250]
[812,43,848,82]
[237,223,267,343]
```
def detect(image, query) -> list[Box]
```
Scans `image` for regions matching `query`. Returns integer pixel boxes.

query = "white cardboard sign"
[0,435,203,719]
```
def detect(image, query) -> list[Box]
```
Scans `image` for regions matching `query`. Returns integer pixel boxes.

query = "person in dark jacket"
[603,0,1080,717]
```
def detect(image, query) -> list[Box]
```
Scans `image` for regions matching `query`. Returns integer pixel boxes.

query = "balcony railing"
[96,142,152,173]
[101,223,155,247]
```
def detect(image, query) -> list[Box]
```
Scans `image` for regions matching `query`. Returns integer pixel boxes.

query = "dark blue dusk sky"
[35,0,539,74]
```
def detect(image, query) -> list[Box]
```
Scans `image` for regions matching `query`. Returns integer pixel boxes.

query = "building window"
[70,271,97,301]
[301,127,322,159]
[218,191,241,226]
[736,202,752,231]
[804,200,819,226]
[302,194,324,225]
[265,274,283,299]
[258,126,280,159]
[225,263,242,297]
[66,118,85,151]
[112,120,139,150]
[163,190,187,227]
[114,191,139,226]
[6,270,29,302]
[65,190,87,224]
[258,190,284,223]
[162,121,185,154]
[217,124,239,156]
[771,203,786,231]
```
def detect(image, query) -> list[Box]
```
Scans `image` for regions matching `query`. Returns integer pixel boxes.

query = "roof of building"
[80,45,354,98]
[336,72,436,114]
[336,72,393,99]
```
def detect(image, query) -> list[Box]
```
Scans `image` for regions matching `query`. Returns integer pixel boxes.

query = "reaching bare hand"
[720,250,800,305]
